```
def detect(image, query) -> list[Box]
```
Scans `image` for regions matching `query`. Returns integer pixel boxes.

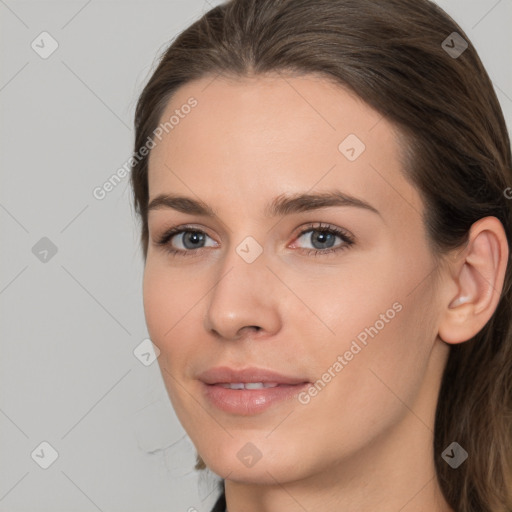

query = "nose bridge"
[203,237,280,339]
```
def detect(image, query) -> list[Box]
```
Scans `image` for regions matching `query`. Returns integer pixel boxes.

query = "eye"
[291,223,354,255]
[156,225,217,256]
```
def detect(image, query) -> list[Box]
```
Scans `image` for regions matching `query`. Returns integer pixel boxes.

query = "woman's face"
[143,73,450,484]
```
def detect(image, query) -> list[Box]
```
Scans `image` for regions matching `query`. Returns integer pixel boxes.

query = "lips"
[197,366,309,386]
[198,366,311,415]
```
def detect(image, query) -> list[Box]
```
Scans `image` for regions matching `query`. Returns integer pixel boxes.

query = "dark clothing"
[210,491,226,512]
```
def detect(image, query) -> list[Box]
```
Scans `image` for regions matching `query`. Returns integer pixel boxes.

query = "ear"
[438,216,509,345]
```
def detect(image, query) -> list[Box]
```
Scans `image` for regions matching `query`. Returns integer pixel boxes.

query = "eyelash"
[155,222,355,258]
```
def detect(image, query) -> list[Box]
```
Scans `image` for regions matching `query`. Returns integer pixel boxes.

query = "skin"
[143,73,509,512]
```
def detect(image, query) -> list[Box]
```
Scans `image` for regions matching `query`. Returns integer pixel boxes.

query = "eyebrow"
[147,190,380,217]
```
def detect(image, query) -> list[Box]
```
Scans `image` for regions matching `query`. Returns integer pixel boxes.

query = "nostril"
[237,325,262,337]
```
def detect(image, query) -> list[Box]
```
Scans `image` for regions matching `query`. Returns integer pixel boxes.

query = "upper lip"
[198,366,309,385]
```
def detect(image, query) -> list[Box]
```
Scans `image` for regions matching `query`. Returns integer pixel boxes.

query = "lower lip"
[202,382,310,415]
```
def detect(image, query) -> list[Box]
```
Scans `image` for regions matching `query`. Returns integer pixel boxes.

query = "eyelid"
[155,223,217,245]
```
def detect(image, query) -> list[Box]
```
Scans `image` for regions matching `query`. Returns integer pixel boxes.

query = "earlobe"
[438,217,509,345]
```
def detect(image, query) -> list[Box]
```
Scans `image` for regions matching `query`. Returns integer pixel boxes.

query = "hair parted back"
[130,0,512,510]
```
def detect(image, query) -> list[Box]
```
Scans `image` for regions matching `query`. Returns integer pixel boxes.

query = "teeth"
[245,382,266,389]
[218,382,279,389]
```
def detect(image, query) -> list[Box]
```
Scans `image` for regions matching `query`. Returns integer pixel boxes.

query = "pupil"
[183,231,205,249]
[312,231,335,249]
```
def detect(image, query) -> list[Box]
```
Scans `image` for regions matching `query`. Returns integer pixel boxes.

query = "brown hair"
[130,0,512,510]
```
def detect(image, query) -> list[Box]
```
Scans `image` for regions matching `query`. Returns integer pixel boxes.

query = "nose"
[203,243,282,341]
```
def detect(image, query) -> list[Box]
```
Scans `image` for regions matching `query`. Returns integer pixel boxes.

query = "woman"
[130,0,512,510]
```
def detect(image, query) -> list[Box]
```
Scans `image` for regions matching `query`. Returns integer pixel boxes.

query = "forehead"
[147,73,423,223]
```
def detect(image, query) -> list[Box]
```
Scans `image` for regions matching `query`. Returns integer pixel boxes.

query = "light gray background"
[0,1,511,511]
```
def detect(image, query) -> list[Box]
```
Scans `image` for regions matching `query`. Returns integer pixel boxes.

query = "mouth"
[198,366,311,415]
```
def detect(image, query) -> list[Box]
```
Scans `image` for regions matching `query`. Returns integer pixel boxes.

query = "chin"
[196,437,308,484]
[206,458,296,485]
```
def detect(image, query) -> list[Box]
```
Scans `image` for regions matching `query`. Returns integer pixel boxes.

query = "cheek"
[279,254,403,360]
[142,262,205,404]
[296,248,437,423]
[142,263,204,419]
[284,298,435,474]
[142,261,202,345]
